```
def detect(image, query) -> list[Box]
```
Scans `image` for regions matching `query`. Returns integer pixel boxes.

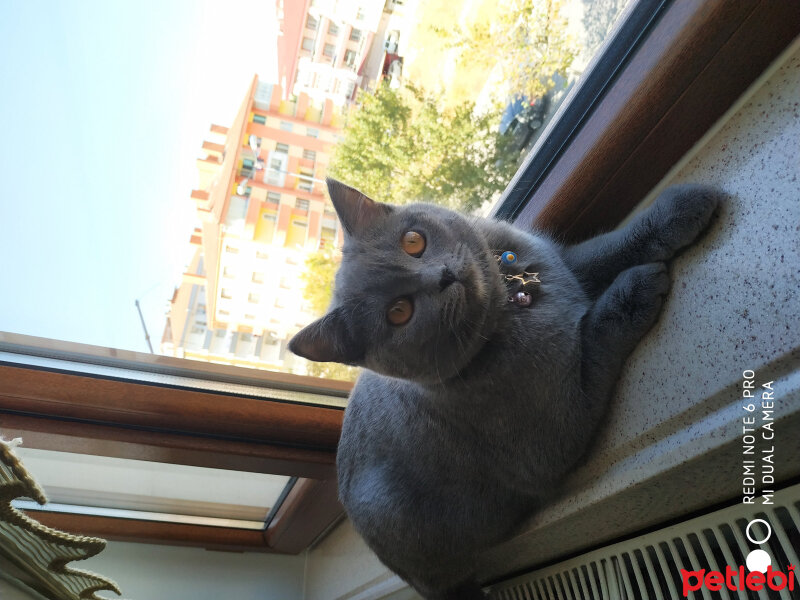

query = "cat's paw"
[647,184,723,258]
[611,262,670,330]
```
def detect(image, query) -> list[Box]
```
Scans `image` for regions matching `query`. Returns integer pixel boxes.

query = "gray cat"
[290,179,721,599]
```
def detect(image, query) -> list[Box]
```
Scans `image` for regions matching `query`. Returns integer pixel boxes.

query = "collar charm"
[500,251,517,266]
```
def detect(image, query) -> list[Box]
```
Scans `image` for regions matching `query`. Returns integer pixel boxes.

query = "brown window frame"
[1,0,798,555]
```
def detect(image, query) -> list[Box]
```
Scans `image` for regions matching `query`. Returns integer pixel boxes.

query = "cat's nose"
[439,266,457,291]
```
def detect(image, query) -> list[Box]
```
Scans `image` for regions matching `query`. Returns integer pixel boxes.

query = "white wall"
[80,541,305,600]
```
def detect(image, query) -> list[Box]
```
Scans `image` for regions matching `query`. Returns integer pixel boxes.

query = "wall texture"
[81,540,305,600]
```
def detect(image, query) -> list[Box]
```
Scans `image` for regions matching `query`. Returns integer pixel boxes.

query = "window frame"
[0,332,348,553]
[2,0,798,555]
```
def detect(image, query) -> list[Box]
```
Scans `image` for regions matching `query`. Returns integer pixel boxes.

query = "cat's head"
[289,179,503,384]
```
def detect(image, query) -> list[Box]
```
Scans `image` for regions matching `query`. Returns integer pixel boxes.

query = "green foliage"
[436,0,578,100]
[300,247,340,317]
[328,83,517,212]
[299,247,360,382]
[305,359,360,382]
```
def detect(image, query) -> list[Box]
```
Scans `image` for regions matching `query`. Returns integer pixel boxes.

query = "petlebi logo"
[681,371,796,596]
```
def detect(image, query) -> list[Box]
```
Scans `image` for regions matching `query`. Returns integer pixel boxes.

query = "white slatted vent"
[490,484,800,600]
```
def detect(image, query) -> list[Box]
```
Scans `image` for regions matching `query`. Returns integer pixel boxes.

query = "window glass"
[12,448,290,529]
[0,0,638,389]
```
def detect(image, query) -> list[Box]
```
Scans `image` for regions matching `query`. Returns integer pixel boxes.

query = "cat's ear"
[288,306,365,365]
[326,178,392,237]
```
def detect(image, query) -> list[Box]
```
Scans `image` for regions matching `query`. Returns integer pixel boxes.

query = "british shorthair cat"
[290,178,720,599]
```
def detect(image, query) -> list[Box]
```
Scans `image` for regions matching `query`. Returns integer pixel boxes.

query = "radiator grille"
[489,484,800,600]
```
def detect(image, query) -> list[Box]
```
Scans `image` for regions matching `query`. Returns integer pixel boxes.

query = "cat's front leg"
[563,185,722,299]
[580,262,670,402]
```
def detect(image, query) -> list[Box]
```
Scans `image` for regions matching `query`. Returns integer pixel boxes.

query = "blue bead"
[501,251,517,265]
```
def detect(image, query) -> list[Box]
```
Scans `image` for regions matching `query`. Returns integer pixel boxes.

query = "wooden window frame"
[0,333,349,554]
[1,0,798,555]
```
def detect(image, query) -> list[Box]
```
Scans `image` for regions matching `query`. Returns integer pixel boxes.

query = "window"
[256,250,269,260]
[220,289,233,300]
[215,329,226,337]
[356,7,365,21]
[323,43,335,58]
[279,121,293,132]
[305,14,317,30]
[349,28,361,42]
[252,272,264,284]
[224,245,238,254]
[244,314,255,321]
[301,36,314,51]
[344,49,356,68]
[279,277,292,289]
[307,127,319,138]
[247,292,260,304]
[275,142,289,154]
[253,114,266,125]
[328,22,339,35]
[295,198,310,211]
[302,149,316,161]
[223,266,234,278]
[266,191,281,203]
[218,310,230,317]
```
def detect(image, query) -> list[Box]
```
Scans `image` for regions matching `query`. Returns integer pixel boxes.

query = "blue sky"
[0,0,277,353]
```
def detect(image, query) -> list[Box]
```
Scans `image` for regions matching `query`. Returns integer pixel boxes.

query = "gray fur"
[289,180,722,599]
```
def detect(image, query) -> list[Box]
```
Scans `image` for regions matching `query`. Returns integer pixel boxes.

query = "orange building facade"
[161,76,345,373]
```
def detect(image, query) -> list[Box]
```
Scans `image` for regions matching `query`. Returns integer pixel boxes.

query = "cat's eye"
[387,297,413,325]
[401,231,426,257]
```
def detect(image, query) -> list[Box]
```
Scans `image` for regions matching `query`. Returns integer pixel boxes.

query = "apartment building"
[161,76,344,373]
[276,0,396,106]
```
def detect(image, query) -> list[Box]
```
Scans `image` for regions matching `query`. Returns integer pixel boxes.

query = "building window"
[301,37,315,51]
[252,272,265,284]
[344,49,356,68]
[356,7,365,21]
[219,310,230,317]
[323,43,335,58]
[191,325,205,335]
[307,128,319,138]
[295,198,310,211]
[253,114,266,125]
[328,22,339,35]
[256,250,269,260]
[349,28,361,41]
[248,292,260,304]
[221,289,233,300]
[267,191,281,203]
[225,245,239,254]
[240,333,253,343]
[279,121,293,132]
[215,329,226,337]
[280,277,292,289]
[302,149,316,162]
[275,143,289,154]
[223,266,235,279]
[275,297,286,309]
[306,14,318,30]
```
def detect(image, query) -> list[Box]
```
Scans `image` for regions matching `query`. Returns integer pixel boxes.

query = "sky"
[0,0,278,353]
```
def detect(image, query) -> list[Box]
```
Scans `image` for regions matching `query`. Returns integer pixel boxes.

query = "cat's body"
[290,180,721,599]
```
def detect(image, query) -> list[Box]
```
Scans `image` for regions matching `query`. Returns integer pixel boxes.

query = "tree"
[299,247,360,382]
[327,83,517,212]
[438,0,578,100]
